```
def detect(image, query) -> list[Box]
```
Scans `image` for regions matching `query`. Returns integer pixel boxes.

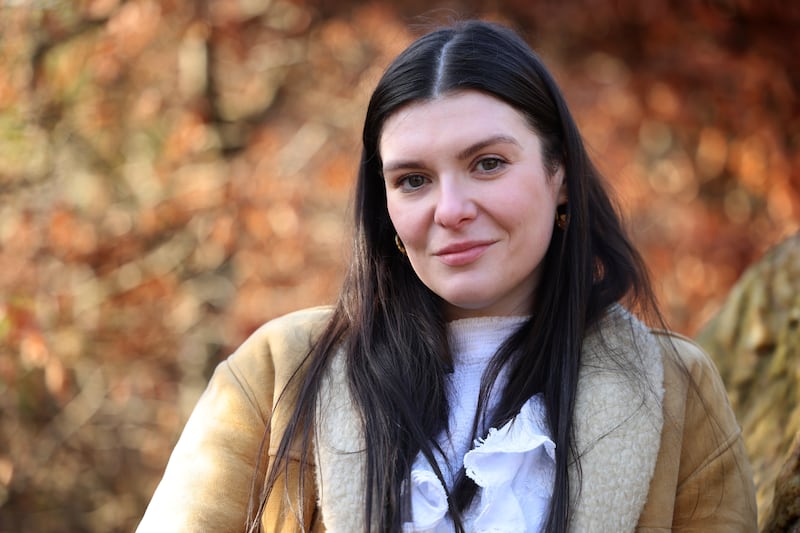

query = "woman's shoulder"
[225,305,334,390]
[650,328,722,384]
[239,305,333,351]
[590,304,719,375]
[247,305,334,345]
[583,305,731,409]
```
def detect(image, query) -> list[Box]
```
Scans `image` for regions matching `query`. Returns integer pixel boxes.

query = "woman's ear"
[556,167,568,205]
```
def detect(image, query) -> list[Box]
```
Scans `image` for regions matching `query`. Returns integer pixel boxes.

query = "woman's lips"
[434,241,494,267]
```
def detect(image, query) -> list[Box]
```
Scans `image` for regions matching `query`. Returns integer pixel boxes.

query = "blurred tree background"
[0,0,797,531]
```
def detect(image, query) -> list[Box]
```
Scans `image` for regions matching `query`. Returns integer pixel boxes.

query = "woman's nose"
[433,179,477,228]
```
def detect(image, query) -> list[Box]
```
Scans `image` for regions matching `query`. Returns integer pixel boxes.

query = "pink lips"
[434,240,494,267]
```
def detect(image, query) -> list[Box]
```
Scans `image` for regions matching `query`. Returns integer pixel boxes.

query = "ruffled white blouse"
[402,317,556,533]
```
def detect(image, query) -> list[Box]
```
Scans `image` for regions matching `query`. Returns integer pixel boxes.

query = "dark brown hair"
[248,20,658,532]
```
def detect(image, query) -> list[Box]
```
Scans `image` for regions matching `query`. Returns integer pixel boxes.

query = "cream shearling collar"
[314,305,665,532]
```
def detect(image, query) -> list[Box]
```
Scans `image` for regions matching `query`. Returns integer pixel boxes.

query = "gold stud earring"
[394,234,407,255]
[555,209,569,230]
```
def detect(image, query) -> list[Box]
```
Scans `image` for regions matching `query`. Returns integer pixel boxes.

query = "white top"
[403,316,556,532]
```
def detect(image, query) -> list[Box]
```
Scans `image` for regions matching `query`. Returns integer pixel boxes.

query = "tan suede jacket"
[137,305,757,532]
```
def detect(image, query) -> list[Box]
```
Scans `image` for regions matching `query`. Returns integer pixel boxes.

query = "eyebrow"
[382,134,521,174]
[456,135,521,160]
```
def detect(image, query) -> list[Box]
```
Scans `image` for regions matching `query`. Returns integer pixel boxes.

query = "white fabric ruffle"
[402,469,450,532]
[403,394,555,532]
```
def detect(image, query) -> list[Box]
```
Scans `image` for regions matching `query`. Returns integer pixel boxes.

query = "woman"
[137,20,756,532]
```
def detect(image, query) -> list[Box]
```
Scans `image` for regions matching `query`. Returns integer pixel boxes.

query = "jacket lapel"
[568,306,664,532]
[314,350,369,531]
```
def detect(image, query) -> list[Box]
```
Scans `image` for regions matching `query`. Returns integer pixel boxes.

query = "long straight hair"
[247,20,657,532]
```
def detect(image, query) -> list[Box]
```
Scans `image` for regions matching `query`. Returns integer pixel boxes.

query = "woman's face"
[381,90,567,320]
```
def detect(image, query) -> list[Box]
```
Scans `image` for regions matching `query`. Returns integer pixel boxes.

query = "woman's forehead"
[379,91,537,159]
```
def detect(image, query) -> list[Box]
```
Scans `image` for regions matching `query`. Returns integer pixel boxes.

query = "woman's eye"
[400,174,426,190]
[476,157,505,172]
